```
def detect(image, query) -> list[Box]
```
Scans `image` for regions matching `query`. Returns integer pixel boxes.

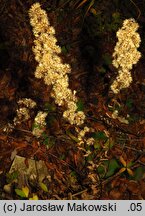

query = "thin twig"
[138,161,145,166]
[130,0,141,20]
[72,189,88,197]
[124,145,145,153]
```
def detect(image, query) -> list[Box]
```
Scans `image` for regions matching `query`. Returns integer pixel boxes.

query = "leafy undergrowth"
[0,0,145,200]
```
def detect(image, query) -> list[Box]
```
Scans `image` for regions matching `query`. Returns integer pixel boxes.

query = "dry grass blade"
[76,0,95,17]
[76,0,89,8]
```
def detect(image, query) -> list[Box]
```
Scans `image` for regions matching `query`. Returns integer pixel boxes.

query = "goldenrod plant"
[111,18,141,94]
[29,3,85,126]
[29,6,142,183]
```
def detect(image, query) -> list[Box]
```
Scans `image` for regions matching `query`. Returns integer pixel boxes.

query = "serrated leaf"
[22,186,29,198]
[39,182,48,192]
[15,189,26,198]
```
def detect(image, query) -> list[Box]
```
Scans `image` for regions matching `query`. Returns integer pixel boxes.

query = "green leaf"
[6,171,19,183]
[39,182,48,192]
[127,161,134,168]
[92,131,108,141]
[133,167,145,180]
[15,189,27,198]
[29,194,39,200]
[61,45,68,54]
[104,140,114,150]
[97,165,106,178]
[22,186,29,198]
[125,99,133,109]
[42,134,55,148]
[70,171,77,177]
[41,132,48,139]
[105,159,120,178]
[94,141,101,149]
[32,123,41,130]
[43,137,49,145]
[76,100,84,111]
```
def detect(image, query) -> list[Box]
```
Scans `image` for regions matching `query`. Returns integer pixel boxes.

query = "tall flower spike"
[111,18,141,94]
[29,3,85,125]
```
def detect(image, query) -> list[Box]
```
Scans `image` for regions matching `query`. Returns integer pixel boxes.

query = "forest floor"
[0,0,145,200]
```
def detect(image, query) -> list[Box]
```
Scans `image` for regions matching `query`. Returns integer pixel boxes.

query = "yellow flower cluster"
[112,110,129,124]
[29,3,85,125]
[76,126,95,150]
[32,111,48,137]
[13,97,47,137]
[14,98,36,125]
[111,18,141,94]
